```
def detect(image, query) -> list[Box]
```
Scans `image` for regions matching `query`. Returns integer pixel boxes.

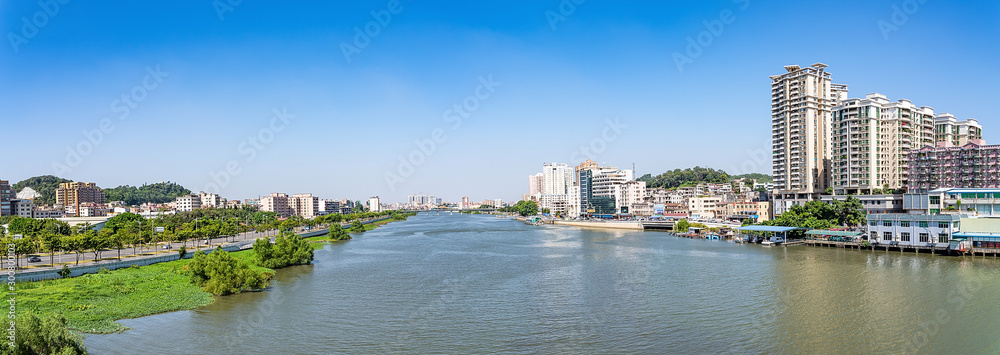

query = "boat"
[761,240,776,246]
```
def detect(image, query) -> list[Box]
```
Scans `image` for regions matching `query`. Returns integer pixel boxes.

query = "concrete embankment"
[551,220,643,230]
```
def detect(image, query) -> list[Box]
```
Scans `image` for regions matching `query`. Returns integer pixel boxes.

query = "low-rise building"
[689,196,723,219]
[866,213,959,248]
[820,194,904,214]
[12,199,32,218]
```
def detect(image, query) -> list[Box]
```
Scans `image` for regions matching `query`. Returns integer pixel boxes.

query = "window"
[900,221,910,227]
[918,221,928,228]
[938,234,949,243]
[919,233,929,243]
[901,232,911,242]
[884,221,893,227]
[883,232,893,241]
[871,232,878,240]
[929,196,941,205]
[870,221,878,226]
[938,222,949,229]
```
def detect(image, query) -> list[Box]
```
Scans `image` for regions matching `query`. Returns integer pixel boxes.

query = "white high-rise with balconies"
[539,163,574,215]
[832,93,935,195]
[771,63,847,215]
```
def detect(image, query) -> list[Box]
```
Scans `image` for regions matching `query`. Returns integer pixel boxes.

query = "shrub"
[254,234,314,269]
[58,265,72,278]
[189,248,270,295]
[0,312,87,355]
[178,245,187,259]
[328,225,351,241]
[349,220,366,233]
[98,268,110,274]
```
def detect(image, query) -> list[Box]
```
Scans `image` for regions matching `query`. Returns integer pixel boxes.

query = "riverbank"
[551,220,643,230]
[20,216,412,334]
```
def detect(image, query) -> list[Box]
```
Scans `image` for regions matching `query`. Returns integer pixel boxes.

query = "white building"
[771,63,848,215]
[368,196,381,213]
[290,194,320,218]
[174,194,202,212]
[540,163,575,215]
[832,93,935,195]
[934,114,983,147]
[689,196,723,219]
[866,213,958,247]
[200,192,227,209]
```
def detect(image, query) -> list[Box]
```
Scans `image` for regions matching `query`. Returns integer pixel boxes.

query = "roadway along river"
[85,214,1000,354]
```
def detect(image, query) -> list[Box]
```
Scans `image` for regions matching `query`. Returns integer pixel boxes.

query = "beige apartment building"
[55,182,106,216]
[771,63,848,214]
[935,114,983,147]
[260,193,293,217]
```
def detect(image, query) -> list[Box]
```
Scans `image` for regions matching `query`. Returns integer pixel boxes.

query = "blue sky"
[2,0,998,203]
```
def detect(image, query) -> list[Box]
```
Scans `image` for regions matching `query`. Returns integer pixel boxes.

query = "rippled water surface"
[85,214,1000,354]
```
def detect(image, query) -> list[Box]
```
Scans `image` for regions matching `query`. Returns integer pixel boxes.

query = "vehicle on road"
[162,244,172,249]
[28,256,42,263]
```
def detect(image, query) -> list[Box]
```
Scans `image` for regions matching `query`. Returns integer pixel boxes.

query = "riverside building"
[771,63,848,215]
[831,93,935,195]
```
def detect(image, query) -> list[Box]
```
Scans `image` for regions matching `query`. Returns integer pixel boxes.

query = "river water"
[85,214,1000,354]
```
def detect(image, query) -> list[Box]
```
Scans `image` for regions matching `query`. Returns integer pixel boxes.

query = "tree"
[1,312,86,355]
[675,219,690,232]
[188,248,270,295]
[350,220,366,233]
[328,225,351,241]
[42,232,61,268]
[254,234,314,269]
[104,212,144,233]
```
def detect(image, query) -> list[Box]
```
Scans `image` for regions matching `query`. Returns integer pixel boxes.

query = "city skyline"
[4,1,998,203]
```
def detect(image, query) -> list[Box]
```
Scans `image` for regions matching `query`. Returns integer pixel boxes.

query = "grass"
[19,217,412,334]
[19,259,212,333]
[18,248,278,334]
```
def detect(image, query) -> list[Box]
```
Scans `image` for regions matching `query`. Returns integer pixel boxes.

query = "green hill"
[638,168,772,189]
[12,175,72,205]
[103,182,191,206]
[12,176,191,206]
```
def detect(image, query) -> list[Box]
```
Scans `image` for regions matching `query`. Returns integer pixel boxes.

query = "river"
[84,214,1000,354]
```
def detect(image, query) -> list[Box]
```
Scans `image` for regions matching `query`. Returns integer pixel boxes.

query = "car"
[162,244,173,249]
[28,256,42,263]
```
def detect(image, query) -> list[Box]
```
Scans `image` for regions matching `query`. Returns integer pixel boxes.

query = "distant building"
[260,193,293,217]
[368,196,381,213]
[290,194,320,218]
[12,199,32,218]
[173,194,202,212]
[934,114,982,147]
[56,182,106,216]
[200,192,227,209]
[0,180,13,217]
[319,199,340,215]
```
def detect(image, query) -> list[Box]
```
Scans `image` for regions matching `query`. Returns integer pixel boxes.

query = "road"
[15,218,387,273]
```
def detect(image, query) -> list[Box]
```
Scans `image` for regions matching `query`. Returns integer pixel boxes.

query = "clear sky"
[2,0,998,203]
